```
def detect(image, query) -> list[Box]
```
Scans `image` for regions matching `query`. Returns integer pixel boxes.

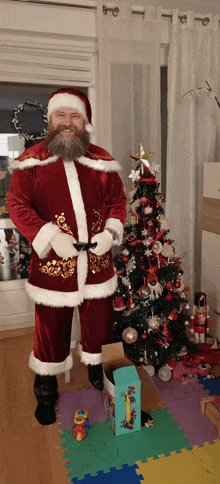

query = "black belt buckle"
[73,242,97,252]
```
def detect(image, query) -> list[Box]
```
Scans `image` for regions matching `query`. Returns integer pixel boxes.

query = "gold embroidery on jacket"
[92,209,102,235]
[89,253,110,274]
[38,259,76,278]
[55,213,73,236]
[53,212,108,274]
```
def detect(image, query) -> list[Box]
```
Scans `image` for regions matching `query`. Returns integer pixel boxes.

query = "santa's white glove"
[90,229,113,256]
[51,232,78,258]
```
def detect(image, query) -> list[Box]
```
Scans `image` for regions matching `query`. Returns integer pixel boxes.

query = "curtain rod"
[8,0,214,25]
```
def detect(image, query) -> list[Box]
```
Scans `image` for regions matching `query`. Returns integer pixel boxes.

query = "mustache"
[45,124,84,145]
[49,124,77,134]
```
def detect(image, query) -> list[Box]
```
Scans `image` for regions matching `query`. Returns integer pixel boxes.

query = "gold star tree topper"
[130,143,155,173]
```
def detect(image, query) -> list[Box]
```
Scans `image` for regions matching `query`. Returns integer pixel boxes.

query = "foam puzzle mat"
[56,378,220,483]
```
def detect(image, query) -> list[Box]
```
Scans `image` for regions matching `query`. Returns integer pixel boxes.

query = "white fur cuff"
[104,218,124,246]
[29,351,73,375]
[32,222,61,259]
[77,343,102,365]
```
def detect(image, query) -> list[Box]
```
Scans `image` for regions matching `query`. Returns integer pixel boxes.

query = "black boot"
[34,374,59,425]
[88,364,103,391]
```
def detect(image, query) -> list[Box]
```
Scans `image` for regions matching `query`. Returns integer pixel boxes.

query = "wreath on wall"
[11,101,48,142]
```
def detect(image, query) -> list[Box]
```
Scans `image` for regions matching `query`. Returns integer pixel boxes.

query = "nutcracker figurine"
[190,292,209,344]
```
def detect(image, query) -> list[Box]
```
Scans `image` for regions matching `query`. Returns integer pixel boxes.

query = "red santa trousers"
[33,296,114,366]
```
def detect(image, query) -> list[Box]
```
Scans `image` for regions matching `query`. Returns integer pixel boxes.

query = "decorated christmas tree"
[113,144,197,379]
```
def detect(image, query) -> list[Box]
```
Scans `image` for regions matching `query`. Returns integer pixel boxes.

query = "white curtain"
[166,10,220,305]
[96,0,162,198]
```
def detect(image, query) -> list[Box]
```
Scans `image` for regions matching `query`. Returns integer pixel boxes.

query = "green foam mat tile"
[60,408,191,480]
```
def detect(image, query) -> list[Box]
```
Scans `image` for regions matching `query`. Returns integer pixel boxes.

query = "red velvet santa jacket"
[8,141,127,308]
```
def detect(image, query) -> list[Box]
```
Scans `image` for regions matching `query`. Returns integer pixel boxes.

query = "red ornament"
[184,286,190,292]
[174,281,181,289]
[114,295,126,311]
[168,308,178,320]
[122,256,129,263]
[166,294,173,301]
[166,282,172,289]
[126,293,135,310]
[141,332,147,339]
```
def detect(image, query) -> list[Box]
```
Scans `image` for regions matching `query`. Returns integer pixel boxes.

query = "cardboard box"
[102,342,162,436]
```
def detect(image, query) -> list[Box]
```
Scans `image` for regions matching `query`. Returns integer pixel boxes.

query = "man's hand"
[90,230,113,256]
[51,232,78,258]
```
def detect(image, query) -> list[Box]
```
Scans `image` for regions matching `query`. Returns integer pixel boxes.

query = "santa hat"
[47,87,94,133]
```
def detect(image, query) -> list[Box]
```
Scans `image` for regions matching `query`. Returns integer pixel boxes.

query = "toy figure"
[190,292,210,344]
[72,410,89,441]
[141,410,153,427]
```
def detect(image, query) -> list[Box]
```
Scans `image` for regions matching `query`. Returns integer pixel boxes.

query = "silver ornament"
[143,364,155,377]
[158,365,172,382]
[122,327,138,344]
[161,244,174,258]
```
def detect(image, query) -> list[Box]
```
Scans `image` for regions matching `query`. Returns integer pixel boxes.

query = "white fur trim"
[32,222,61,259]
[63,161,88,244]
[29,350,73,375]
[8,155,58,174]
[77,344,102,365]
[105,218,124,246]
[85,124,95,134]
[77,156,122,172]
[78,251,88,294]
[84,274,117,299]
[25,274,117,307]
[48,93,88,121]
[63,161,89,294]
[8,155,121,174]
[25,280,83,307]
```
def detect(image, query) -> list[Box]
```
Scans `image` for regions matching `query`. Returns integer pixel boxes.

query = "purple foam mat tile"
[152,376,219,447]
[56,387,107,430]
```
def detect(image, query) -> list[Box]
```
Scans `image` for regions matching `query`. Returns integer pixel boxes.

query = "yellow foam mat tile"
[136,442,220,484]
[190,440,220,480]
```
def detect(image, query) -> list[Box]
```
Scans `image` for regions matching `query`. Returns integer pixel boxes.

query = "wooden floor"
[0,328,93,484]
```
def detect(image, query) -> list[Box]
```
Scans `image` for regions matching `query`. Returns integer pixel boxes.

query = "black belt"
[73,242,97,252]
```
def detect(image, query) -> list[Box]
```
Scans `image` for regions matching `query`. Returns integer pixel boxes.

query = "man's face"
[50,107,85,136]
[45,107,90,160]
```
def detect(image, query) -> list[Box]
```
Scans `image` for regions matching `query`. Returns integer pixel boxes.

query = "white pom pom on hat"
[47,87,95,133]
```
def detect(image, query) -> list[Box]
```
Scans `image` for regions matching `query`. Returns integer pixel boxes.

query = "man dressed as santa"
[8,87,127,425]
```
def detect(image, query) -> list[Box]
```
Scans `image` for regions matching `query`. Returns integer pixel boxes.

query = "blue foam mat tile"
[71,463,143,483]
[197,377,220,395]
